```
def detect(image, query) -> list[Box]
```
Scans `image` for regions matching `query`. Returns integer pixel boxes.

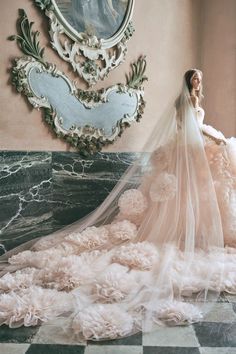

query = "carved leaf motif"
[10,57,146,156]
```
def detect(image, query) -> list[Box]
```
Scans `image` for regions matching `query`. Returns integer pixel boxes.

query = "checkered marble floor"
[0,294,236,354]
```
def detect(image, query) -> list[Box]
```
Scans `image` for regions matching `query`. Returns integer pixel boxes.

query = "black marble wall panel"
[0,151,138,254]
[52,152,139,224]
[0,152,54,253]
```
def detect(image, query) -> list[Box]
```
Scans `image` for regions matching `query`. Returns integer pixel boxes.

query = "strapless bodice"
[194,107,205,126]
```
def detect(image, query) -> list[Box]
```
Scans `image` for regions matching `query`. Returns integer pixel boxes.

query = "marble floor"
[0,294,236,354]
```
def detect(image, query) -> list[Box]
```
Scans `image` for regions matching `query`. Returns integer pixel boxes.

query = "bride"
[0,69,235,341]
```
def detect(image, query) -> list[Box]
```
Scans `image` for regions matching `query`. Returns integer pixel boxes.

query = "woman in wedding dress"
[0,69,235,341]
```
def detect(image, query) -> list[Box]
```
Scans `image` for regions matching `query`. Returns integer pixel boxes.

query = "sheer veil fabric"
[0,72,235,341]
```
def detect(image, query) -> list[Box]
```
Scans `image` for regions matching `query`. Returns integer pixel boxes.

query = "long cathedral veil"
[0,72,226,340]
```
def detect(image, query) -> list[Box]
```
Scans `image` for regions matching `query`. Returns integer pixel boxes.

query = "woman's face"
[191,72,202,91]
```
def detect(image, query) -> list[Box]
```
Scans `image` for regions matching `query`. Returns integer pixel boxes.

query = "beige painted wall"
[200,0,236,137]
[0,0,235,152]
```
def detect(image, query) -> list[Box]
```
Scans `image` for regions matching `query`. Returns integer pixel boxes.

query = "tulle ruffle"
[0,240,236,338]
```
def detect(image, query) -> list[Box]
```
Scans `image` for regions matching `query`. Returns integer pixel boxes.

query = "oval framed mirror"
[34,0,135,86]
[53,0,132,47]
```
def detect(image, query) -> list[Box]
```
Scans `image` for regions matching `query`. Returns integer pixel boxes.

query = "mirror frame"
[9,10,147,156]
[12,57,145,155]
[34,0,135,86]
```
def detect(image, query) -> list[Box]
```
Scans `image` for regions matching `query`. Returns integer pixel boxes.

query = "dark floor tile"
[88,332,142,346]
[26,344,85,354]
[0,325,39,343]
[233,303,236,314]
[217,294,229,303]
[143,347,200,354]
[194,322,236,347]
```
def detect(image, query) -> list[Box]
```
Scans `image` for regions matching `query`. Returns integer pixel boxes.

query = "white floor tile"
[143,325,200,347]
[0,343,30,354]
[85,345,143,354]
[202,303,236,323]
[200,347,236,354]
[32,320,86,345]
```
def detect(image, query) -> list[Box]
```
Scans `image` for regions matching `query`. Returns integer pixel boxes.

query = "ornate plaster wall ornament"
[9,10,147,156]
[34,0,135,86]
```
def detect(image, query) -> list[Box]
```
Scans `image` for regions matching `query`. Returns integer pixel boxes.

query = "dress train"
[0,106,235,341]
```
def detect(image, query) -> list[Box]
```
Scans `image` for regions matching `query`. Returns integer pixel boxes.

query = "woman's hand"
[203,131,227,145]
[215,138,227,146]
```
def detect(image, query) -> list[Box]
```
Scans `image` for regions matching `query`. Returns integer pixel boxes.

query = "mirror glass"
[28,67,139,139]
[55,0,129,39]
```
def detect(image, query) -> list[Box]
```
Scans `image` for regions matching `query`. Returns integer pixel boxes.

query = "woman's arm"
[175,110,183,130]
[201,123,227,145]
[191,93,226,145]
[202,130,226,145]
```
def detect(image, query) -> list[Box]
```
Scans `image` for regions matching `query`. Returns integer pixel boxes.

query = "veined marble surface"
[0,152,53,253]
[0,151,139,254]
[52,152,139,224]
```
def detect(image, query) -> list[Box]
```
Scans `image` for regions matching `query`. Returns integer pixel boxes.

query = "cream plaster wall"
[0,0,235,152]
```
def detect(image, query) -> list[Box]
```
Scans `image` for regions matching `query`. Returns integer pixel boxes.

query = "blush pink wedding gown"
[0,104,235,341]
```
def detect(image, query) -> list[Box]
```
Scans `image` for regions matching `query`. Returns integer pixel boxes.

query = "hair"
[175,68,203,110]
[184,68,203,101]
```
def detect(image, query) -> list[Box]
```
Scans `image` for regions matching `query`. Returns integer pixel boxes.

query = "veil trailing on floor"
[0,73,228,340]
